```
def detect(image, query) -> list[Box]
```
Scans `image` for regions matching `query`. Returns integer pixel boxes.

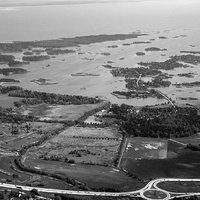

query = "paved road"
[156,91,175,108]
[1,178,200,199]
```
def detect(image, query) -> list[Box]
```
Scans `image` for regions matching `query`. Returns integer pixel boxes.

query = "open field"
[157,181,200,193]
[23,157,144,191]
[16,102,106,122]
[0,122,63,150]
[60,126,121,138]
[122,151,200,180]
[25,127,121,166]
[171,133,200,146]
[120,137,168,168]
[0,157,69,190]
[0,95,23,108]
[120,137,200,180]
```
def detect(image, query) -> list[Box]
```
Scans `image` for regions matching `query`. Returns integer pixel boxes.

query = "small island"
[45,48,75,55]
[0,78,20,83]
[101,52,110,56]
[145,47,167,51]
[31,78,58,85]
[158,36,168,39]
[177,73,195,78]
[0,68,28,76]
[102,64,117,69]
[107,45,118,48]
[136,52,145,56]
[22,55,50,62]
[71,72,100,76]
[122,43,131,46]
[132,41,151,44]
[180,51,200,54]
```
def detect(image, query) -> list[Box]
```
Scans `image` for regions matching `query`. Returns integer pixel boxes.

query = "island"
[0,33,147,53]
[145,47,167,51]
[0,78,20,83]
[0,68,28,76]
[30,78,58,85]
[136,52,145,56]
[22,55,50,62]
[132,41,151,44]
[0,32,200,200]
[71,72,100,76]
[180,51,200,54]
[45,48,75,55]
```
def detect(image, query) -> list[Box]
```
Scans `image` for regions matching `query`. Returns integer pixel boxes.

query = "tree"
[30,188,39,197]
[55,195,62,200]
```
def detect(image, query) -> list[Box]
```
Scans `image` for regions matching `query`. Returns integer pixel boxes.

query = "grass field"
[0,95,23,108]
[122,151,200,180]
[157,181,200,193]
[171,133,200,146]
[60,126,121,138]
[0,157,70,190]
[120,137,168,168]
[26,126,121,166]
[0,122,63,150]
[23,157,144,191]
[16,102,106,122]
[120,137,200,180]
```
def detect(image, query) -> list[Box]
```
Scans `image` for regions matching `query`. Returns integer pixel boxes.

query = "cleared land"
[25,127,122,166]
[121,137,167,166]
[16,102,105,122]
[0,122,63,150]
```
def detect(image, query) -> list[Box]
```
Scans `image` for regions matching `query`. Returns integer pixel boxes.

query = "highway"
[1,178,200,199]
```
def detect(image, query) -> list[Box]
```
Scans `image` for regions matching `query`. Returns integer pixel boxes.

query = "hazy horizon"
[0,0,198,7]
[0,0,200,42]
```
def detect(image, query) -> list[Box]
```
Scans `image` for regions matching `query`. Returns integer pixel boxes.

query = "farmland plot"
[26,126,122,166]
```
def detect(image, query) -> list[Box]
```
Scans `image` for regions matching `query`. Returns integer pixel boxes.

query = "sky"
[0,0,197,7]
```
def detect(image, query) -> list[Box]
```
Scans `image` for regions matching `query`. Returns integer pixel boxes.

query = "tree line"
[108,104,200,138]
[9,89,100,106]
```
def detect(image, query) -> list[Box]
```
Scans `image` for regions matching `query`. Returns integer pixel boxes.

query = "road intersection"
[0,178,200,199]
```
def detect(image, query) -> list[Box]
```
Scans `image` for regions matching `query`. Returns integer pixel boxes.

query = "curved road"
[0,178,200,199]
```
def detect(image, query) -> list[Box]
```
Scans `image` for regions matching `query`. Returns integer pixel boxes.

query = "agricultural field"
[0,95,23,108]
[120,137,168,166]
[157,181,200,193]
[15,102,106,122]
[23,157,144,191]
[0,122,63,150]
[25,126,122,166]
[122,151,200,180]
[120,137,200,180]
[171,133,200,146]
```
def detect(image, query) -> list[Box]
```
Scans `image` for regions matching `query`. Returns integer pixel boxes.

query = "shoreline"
[0,32,146,51]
